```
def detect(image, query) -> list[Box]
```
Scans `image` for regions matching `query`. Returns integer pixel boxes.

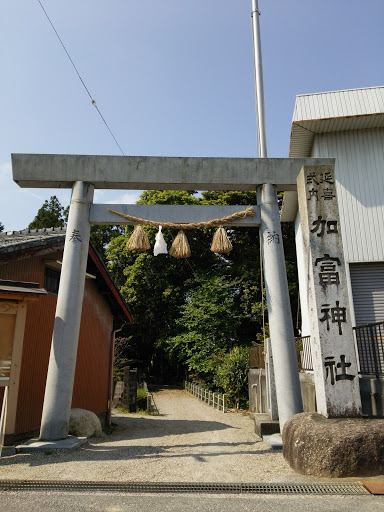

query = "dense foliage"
[89,225,125,262]
[106,189,298,406]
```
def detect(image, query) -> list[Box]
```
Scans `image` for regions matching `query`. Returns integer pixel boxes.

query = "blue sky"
[1,0,383,231]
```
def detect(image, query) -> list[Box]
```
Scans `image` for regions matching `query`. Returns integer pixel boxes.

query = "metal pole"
[40,181,94,440]
[251,0,267,157]
[0,386,8,457]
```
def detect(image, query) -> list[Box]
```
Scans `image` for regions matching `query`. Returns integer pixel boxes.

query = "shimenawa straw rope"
[106,206,255,230]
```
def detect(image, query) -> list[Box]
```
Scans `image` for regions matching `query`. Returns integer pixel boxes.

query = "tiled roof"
[0,226,133,324]
[0,227,66,255]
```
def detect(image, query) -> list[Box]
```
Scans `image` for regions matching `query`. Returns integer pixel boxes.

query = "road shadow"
[0,439,270,468]
[108,415,237,440]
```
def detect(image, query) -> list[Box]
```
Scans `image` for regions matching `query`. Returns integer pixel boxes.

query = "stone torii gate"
[12,153,334,442]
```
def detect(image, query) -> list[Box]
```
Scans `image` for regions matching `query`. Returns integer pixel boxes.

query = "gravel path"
[0,388,329,483]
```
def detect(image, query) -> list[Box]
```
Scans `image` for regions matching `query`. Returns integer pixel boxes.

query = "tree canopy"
[27,195,123,261]
[28,196,68,229]
[106,189,299,404]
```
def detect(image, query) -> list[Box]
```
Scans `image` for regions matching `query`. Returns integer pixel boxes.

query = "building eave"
[88,244,133,325]
[282,86,384,222]
[289,113,384,159]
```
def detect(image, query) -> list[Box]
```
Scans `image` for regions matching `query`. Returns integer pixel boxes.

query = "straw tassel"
[127,225,150,251]
[169,230,191,258]
[210,226,232,253]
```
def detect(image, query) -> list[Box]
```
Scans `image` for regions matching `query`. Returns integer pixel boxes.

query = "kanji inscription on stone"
[315,254,341,286]
[69,229,82,243]
[297,165,362,418]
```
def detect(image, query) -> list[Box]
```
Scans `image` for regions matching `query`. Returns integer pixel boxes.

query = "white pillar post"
[258,184,303,432]
[40,181,94,441]
[251,0,267,157]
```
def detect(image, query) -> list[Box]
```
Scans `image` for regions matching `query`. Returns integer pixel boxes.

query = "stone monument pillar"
[297,165,362,417]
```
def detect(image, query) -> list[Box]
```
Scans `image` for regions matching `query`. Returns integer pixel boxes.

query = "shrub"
[214,346,249,409]
[136,387,148,411]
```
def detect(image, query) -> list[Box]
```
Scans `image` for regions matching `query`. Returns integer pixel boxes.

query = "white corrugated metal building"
[282,86,384,334]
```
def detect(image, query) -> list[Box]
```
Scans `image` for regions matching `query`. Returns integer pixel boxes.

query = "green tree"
[28,196,68,229]
[159,274,246,382]
[214,346,250,409]
[0,222,4,233]
[106,188,299,385]
[107,190,262,382]
[202,190,299,334]
[90,225,124,262]
[137,190,199,205]
[27,196,122,262]
[201,190,264,338]
[106,190,210,379]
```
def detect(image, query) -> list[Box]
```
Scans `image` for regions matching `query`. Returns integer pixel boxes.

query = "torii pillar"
[40,181,94,440]
[258,184,303,431]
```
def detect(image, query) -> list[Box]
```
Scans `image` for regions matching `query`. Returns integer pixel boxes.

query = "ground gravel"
[0,387,350,483]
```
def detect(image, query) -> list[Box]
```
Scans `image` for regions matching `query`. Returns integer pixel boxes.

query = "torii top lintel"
[11,154,334,191]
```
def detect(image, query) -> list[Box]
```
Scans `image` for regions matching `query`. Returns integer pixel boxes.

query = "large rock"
[283,413,384,477]
[69,408,103,438]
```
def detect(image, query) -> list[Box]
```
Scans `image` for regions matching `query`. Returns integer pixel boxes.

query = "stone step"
[253,413,280,438]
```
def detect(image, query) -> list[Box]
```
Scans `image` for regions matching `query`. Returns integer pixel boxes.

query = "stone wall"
[121,366,137,412]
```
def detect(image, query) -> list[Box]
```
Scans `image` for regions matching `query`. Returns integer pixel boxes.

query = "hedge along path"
[106,206,256,230]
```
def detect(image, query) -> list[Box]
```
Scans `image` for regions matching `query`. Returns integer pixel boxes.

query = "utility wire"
[37,0,125,156]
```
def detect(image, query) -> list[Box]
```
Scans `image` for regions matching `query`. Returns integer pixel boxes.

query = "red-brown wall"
[72,278,113,413]
[0,249,113,436]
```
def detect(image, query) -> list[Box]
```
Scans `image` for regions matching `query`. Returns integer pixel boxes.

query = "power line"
[36,0,125,156]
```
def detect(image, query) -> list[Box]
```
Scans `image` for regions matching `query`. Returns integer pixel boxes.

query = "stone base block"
[283,412,384,477]
[0,446,17,457]
[16,436,87,453]
[263,433,283,450]
[253,413,280,437]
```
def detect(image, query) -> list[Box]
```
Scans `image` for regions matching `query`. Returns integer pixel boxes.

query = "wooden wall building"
[0,227,132,444]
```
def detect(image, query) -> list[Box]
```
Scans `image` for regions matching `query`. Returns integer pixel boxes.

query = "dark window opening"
[44,267,60,295]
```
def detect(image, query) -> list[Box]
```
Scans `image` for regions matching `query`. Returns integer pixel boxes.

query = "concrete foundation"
[360,377,384,417]
[16,436,87,453]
